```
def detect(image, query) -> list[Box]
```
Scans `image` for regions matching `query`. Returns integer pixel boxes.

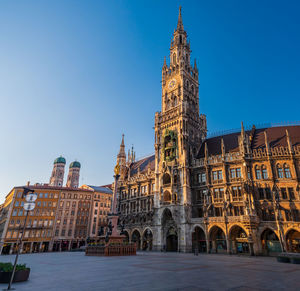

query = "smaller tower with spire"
[49,156,66,187]
[66,161,81,188]
[117,134,127,180]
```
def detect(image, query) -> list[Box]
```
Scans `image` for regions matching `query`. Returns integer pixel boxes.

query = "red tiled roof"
[197,125,300,158]
[252,126,300,149]
[14,185,93,192]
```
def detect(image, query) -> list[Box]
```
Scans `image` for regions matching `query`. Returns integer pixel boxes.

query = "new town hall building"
[116,8,300,255]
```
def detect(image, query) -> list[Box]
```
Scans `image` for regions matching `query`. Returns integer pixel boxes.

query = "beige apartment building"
[0,158,112,254]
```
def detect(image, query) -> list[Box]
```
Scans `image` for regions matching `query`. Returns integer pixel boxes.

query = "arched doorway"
[161,208,178,252]
[166,227,178,252]
[142,229,153,251]
[192,226,207,253]
[286,229,300,253]
[261,228,281,255]
[131,230,141,250]
[230,226,249,254]
[209,226,226,253]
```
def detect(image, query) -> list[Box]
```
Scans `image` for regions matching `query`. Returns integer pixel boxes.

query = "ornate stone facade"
[116,8,300,255]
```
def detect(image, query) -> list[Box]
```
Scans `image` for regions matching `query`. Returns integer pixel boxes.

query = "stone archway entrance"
[161,208,178,252]
[192,226,207,253]
[166,227,178,252]
[261,228,281,255]
[230,225,249,254]
[131,230,141,250]
[209,226,227,253]
[286,229,300,253]
[142,229,153,251]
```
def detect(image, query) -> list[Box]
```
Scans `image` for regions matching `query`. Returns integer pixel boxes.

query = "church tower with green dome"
[66,161,81,188]
[49,156,66,186]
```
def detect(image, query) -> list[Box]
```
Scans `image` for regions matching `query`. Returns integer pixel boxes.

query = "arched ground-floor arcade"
[120,221,300,256]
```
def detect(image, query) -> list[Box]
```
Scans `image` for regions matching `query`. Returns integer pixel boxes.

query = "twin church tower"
[49,157,81,188]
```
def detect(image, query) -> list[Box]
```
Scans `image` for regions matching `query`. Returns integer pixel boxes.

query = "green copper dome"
[69,161,81,168]
[54,156,66,164]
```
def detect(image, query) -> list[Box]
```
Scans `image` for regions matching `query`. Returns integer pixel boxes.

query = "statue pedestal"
[85,172,136,256]
[109,215,120,237]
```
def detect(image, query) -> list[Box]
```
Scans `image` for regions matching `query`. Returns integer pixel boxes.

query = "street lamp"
[6,187,36,290]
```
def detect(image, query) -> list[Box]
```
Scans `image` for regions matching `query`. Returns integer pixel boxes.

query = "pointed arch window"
[262,166,268,179]
[255,165,262,180]
[277,164,284,178]
[284,164,291,178]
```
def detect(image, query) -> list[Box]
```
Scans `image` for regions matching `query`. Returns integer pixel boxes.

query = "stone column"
[68,241,72,251]
[212,240,216,253]
[206,238,210,253]
[49,239,54,252]
[29,242,33,253]
[251,231,260,255]
[0,242,4,255]
[39,242,43,252]
[20,242,24,254]
[153,225,162,251]
[226,237,231,254]
[9,243,14,254]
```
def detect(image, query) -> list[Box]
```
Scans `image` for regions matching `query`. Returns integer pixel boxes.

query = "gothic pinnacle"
[177,6,184,31]
[117,134,126,159]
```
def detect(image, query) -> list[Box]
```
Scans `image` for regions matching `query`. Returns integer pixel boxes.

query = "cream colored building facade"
[0,158,112,254]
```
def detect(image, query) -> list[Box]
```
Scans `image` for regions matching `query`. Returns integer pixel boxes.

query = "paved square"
[0,252,299,290]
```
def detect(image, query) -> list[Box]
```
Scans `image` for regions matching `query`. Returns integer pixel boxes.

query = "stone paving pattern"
[0,252,299,290]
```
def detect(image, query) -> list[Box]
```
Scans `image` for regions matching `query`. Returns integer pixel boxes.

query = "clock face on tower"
[168,79,176,90]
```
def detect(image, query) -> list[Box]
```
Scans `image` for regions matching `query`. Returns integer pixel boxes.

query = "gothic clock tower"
[153,7,207,252]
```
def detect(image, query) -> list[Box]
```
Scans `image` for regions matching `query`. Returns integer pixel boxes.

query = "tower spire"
[241,121,245,140]
[177,6,184,31]
[117,134,126,163]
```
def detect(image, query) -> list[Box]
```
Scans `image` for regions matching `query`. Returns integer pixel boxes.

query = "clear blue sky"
[0,0,300,199]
